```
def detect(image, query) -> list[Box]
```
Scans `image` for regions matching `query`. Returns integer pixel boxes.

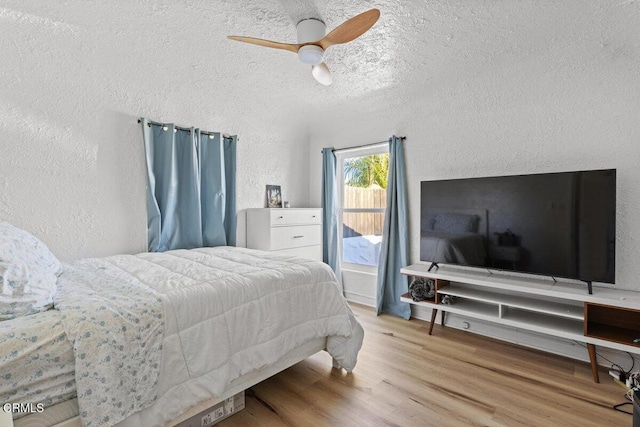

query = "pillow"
[421,212,437,231]
[0,222,61,321]
[433,213,478,234]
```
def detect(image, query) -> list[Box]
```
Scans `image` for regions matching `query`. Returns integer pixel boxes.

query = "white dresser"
[246,208,323,261]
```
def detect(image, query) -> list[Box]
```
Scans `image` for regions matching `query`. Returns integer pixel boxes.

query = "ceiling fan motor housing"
[297,18,325,65]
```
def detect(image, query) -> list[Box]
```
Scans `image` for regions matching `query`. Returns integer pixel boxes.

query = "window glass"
[340,152,389,266]
[343,154,389,209]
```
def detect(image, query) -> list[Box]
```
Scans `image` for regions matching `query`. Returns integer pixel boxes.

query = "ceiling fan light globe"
[298,45,324,65]
[312,63,332,86]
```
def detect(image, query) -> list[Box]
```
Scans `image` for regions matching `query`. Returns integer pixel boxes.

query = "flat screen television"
[420,169,616,287]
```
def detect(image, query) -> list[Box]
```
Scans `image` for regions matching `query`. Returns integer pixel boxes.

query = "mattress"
[13,398,79,427]
[0,309,76,419]
[1,246,363,427]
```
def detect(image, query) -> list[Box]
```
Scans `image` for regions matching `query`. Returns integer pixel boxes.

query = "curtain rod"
[137,119,234,138]
[322,136,406,154]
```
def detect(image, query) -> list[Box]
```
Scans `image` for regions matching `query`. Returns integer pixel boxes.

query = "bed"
[420,208,488,266]
[0,222,364,427]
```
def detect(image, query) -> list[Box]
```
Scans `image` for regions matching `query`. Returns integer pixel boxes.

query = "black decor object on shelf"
[409,277,435,302]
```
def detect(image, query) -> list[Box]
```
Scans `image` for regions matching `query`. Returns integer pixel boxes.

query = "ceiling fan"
[227,8,380,86]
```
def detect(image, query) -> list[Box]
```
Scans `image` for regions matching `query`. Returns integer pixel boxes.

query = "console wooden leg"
[441,311,446,327]
[429,309,437,335]
[587,343,600,383]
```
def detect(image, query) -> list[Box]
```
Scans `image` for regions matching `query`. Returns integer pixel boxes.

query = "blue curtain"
[141,118,237,252]
[222,136,237,246]
[200,134,237,247]
[322,148,341,281]
[376,136,410,319]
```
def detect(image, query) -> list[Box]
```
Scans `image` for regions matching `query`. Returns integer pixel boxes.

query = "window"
[337,146,389,268]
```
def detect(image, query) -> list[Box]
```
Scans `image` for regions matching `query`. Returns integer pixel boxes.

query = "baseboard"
[410,305,639,371]
[342,267,377,308]
[344,292,375,308]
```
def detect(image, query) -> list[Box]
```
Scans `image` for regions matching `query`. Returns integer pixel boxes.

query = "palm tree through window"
[339,150,389,267]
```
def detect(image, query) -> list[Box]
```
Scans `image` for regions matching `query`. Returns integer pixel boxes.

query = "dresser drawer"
[269,209,321,226]
[270,225,322,250]
[273,245,322,261]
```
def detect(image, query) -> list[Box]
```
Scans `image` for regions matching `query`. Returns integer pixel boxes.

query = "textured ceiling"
[1,0,638,134]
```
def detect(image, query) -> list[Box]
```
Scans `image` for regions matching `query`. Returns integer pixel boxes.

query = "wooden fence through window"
[343,186,386,238]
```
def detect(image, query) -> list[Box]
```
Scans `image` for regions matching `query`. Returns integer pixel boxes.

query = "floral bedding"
[0,309,76,418]
[54,258,164,427]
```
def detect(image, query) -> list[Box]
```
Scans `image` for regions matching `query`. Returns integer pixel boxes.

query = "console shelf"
[437,283,584,321]
[401,263,640,383]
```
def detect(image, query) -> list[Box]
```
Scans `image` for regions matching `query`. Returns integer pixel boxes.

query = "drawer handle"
[293,235,304,239]
[278,216,284,219]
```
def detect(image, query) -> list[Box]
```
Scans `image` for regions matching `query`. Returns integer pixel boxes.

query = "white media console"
[400,263,640,383]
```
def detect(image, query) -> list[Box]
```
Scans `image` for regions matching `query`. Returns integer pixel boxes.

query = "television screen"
[420,169,616,284]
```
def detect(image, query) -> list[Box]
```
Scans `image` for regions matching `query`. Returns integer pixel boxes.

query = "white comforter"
[58,246,363,427]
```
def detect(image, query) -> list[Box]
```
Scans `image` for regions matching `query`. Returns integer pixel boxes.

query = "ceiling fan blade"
[311,62,332,86]
[227,36,301,53]
[318,8,380,50]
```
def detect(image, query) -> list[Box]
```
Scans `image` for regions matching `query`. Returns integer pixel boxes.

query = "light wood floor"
[219,303,631,426]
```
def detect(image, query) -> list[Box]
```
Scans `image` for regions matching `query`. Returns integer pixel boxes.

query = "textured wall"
[309,0,640,292]
[0,1,312,260]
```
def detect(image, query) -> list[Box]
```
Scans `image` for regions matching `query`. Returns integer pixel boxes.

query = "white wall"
[0,9,311,261]
[0,112,309,261]
[308,1,640,364]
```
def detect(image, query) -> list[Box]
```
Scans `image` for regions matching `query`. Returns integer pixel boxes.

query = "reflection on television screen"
[420,169,616,284]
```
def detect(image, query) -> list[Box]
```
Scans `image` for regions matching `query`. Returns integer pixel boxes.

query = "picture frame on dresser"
[266,185,282,208]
